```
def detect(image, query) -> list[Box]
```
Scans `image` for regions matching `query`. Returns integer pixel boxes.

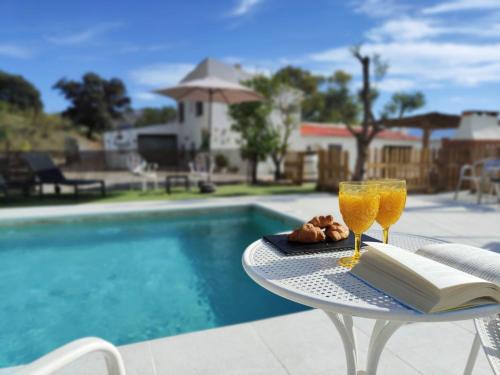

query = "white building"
[453,110,500,140]
[104,58,421,174]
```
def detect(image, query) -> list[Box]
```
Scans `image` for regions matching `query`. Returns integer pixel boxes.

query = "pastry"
[288,223,326,243]
[325,222,350,241]
[308,215,334,228]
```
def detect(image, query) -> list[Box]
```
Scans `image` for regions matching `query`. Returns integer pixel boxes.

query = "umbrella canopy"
[154,76,263,103]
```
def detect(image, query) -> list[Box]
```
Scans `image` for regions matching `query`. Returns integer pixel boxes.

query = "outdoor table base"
[165,175,190,194]
[242,231,500,375]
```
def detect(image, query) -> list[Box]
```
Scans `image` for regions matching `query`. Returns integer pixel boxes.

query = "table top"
[242,230,500,322]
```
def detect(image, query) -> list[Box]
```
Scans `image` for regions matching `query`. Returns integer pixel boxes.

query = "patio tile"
[148,323,288,375]
[252,310,422,375]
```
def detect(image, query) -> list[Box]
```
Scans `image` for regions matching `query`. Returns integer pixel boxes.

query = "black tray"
[263,232,381,255]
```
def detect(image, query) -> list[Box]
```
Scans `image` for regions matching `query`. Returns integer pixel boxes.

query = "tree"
[54,73,131,139]
[0,71,42,114]
[269,85,301,181]
[383,91,426,119]
[320,71,359,125]
[135,106,177,127]
[274,66,324,121]
[346,46,425,180]
[229,77,275,184]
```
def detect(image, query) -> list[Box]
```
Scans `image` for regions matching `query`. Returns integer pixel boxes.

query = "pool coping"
[0,196,308,226]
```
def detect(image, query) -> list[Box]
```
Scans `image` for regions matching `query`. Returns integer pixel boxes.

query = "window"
[178,102,185,123]
[195,102,203,117]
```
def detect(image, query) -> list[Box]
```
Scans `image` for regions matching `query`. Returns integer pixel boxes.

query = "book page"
[364,242,488,291]
[416,244,500,284]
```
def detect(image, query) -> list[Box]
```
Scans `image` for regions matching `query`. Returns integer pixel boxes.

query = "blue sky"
[1,0,500,117]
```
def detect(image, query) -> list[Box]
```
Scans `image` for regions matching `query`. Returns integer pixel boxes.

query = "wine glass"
[370,179,407,244]
[338,181,380,268]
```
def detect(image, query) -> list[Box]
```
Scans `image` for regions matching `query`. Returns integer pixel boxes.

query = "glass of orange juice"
[338,181,380,268]
[369,179,407,244]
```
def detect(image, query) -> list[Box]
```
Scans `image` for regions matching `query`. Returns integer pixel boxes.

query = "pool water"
[0,206,306,367]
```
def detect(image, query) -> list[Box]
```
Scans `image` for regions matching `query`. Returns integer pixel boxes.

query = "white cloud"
[228,0,263,17]
[45,22,122,45]
[367,17,500,42]
[309,41,500,87]
[422,0,500,15]
[120,44,173,54]
[351,0,410,18]
[0,44,32,58]
[130,63,194,87]
[367,17,443,42]
[134,92,158,101]
[375,78,416,91]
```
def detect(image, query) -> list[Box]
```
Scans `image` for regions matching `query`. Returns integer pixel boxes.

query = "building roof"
[300,123,421,141]
[383,112,460,130]
[180,58,253,84]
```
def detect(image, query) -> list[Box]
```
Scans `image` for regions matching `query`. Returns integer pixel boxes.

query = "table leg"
[325,312,358,375]
[325,312,406,375]
[365,320,406,374]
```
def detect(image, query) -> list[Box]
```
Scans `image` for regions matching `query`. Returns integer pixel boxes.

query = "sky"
[1,0,500,117]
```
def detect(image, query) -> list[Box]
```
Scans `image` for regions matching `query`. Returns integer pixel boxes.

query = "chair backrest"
[126,152,146,174]
[191,153,213,173]
[22,153,65,182]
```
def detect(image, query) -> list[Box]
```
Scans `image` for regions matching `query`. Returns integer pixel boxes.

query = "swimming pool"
[0,205,306,367]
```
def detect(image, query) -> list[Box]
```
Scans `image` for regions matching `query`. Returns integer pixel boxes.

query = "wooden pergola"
[383,112,460,149]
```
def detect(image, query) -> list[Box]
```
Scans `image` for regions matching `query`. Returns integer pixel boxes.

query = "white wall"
[454,112,500,140]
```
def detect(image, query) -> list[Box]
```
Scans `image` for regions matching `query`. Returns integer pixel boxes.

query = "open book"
[351,242,500,313]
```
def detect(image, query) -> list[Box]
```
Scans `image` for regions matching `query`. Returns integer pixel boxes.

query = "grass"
[1,183,317,208]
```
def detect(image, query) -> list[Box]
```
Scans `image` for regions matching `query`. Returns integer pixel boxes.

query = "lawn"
[1,183,317,208]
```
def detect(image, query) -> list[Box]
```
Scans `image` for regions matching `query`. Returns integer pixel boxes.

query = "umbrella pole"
[207,89,213,182]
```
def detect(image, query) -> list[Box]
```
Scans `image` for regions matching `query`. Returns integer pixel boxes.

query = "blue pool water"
[0,206,306,367]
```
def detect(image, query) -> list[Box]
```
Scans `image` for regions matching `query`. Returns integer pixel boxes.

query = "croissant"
[325,222,350,241]
[308,215,334,228]
[288,223,326,243]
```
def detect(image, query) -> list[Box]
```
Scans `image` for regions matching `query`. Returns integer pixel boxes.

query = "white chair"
[462,317,500,375]
[13,337,125,375]
[454,158,500,204]
[126,153,159,192]
[188,153,214,186]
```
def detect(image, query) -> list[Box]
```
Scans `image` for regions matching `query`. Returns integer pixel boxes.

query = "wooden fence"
[284,152,305,185]
[437,139,500,190]
[317,149,349,191]
[366,148,439,192]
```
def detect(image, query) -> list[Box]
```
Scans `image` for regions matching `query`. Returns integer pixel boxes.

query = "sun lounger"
[22,153,106,198]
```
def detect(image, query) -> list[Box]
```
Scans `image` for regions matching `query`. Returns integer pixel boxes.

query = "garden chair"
[22,152,106,198]
[126,152,159,191]
[454,158,500,203]
[188,153,213,186]
[13,337,125,375]
[462,317,500,375]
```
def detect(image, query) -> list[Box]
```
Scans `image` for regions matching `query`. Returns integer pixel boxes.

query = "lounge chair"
[126,152,159,191]
[22,153,106,198]
[13,337,125,375]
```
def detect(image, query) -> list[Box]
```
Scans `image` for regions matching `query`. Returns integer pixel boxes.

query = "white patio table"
[242,231,500,375]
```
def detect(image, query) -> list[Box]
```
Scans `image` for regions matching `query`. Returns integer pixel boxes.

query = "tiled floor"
[1,192,498,374]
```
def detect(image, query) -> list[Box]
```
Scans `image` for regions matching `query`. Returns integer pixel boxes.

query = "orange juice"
[339,191,380,234]
[376,188,407,229]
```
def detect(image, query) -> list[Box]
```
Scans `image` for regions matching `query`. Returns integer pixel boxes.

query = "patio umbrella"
[154,76,264,181]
